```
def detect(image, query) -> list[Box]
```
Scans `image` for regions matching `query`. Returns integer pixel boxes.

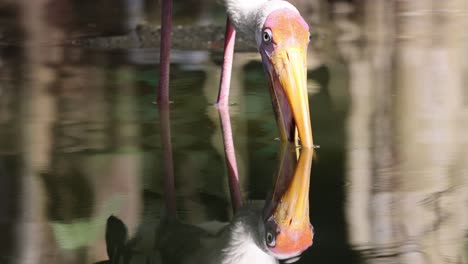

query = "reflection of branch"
[217,106,242,212]
[420,188,454,234]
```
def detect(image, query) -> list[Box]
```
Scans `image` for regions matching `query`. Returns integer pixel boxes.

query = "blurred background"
[0,0,467,263]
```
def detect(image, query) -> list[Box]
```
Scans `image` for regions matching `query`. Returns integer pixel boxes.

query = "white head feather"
[221,218,277,264]
[224,0,300,47]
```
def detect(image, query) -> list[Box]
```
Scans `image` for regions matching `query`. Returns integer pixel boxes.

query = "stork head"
[256,5,313,148]
[261,146,314,262]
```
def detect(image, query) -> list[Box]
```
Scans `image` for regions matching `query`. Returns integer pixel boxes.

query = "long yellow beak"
[267,145,313,257]
[262,143,313,259]
[269,47,313,148]
[273,146,312,230]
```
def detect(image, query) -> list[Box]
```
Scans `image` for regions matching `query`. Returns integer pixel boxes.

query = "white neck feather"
[224,0,299,46]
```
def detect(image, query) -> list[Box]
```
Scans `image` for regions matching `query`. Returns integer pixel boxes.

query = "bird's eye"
[264,219,277,247]
[262,29,272,43]
[266,230,276,247]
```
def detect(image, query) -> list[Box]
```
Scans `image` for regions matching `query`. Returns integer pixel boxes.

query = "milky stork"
[157,0,314,148]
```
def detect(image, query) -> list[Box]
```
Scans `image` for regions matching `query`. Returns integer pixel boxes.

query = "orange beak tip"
[271,223,313,257]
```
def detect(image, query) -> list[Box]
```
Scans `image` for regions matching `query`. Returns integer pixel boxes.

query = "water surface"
[0,1,467,263]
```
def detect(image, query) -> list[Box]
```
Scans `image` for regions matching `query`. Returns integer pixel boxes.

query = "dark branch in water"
[68,24,257,52]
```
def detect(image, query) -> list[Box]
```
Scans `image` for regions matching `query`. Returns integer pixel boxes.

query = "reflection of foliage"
[41,156,95,221]
[50,195,124,250]
[52,218,103,250]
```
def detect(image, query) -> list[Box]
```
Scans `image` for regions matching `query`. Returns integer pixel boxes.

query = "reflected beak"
[266,146,314,258]
[266,46,313,148]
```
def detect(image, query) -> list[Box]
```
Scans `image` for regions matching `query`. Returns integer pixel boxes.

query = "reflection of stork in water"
[157,147,314,264]
[101,143,314,264]
[157,0,314,148]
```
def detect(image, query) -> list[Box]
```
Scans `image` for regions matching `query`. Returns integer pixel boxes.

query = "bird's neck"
[224,0,266,43]
[224,0,299,45]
